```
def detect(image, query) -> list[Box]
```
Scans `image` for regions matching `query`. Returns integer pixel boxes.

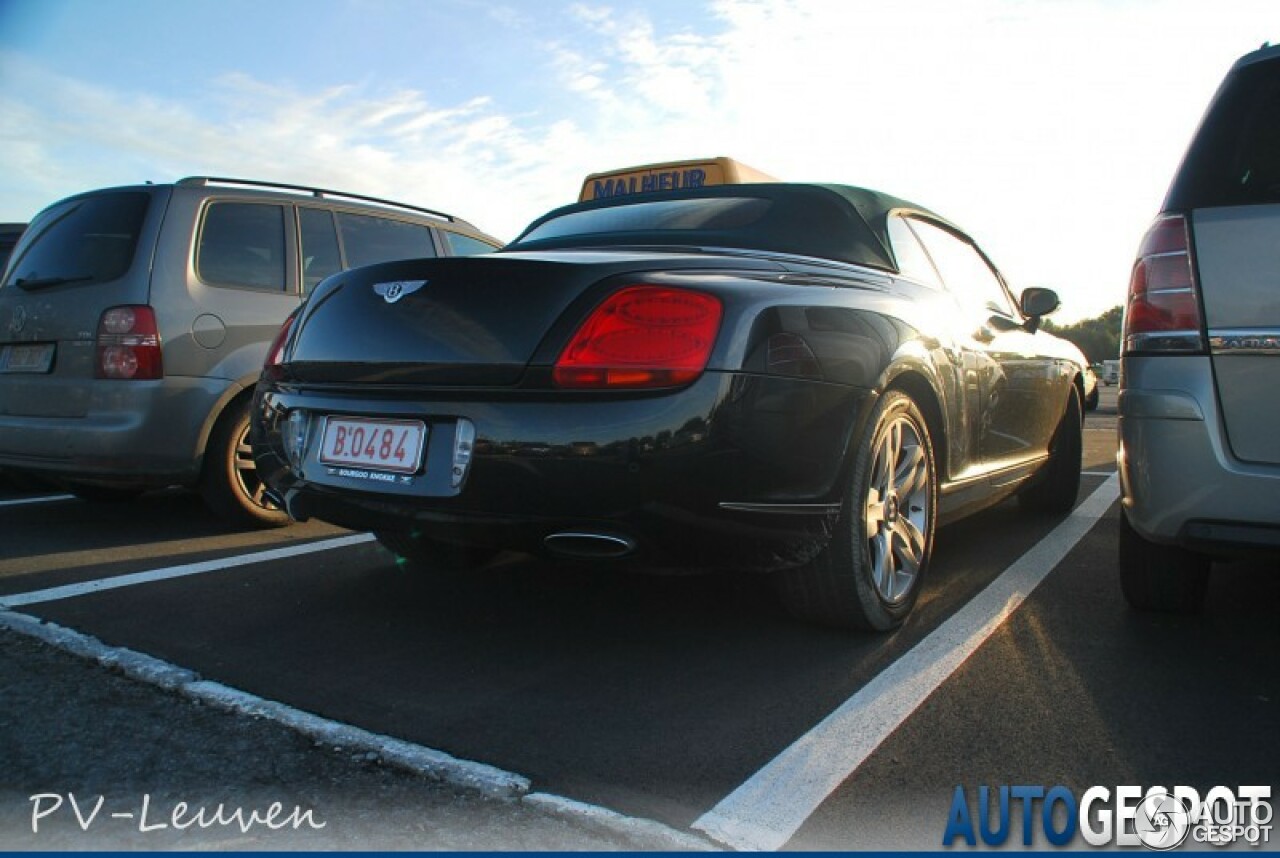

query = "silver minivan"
[1119,43,1280,611]
[0,177,499,526]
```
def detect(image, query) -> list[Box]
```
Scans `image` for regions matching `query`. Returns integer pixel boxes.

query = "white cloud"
[0,51,589,240]
[536,0,1278,319]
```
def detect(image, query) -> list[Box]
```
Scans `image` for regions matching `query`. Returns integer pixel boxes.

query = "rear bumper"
[1118,355,1280,554]
[254,371,868,571]
[0,376,237,487]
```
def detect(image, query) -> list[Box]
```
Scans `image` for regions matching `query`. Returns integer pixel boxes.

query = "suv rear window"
[4,192,149,290]
[1166,54,1280,209]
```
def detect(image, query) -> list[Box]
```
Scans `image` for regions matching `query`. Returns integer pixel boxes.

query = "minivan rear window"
[4,192,149,290]
[442,231,499,256]
[1166,55,1280,209]
[338,213,436,268]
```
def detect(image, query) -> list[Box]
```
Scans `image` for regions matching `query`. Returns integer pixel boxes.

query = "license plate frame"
[318,416,427,475]
[0,343,55,374]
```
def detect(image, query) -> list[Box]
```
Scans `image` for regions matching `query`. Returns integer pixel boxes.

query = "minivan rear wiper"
[11,274,94,291]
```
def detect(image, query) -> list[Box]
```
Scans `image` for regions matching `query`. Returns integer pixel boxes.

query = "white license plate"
[318,416,427,475]
[0,343,55,373]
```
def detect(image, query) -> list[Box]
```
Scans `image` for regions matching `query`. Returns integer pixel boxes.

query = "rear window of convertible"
[517,197,773,242]
[507,186,897,270]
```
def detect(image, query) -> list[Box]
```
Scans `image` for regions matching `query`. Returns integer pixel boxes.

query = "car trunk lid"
[285,250,786,386]
[1195,204,1280,465]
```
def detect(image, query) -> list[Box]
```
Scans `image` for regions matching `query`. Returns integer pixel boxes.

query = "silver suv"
[0,177,499,526]
[1119,43,1280,611]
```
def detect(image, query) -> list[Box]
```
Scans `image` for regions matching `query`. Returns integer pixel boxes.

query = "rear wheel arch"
[880,368,949,485]
[192,376,256,467]
[776,387,939,630]
[198,384,288,527]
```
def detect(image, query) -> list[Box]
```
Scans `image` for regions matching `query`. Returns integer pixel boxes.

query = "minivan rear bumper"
[0,376,237,487]
[1118,355,1280,553]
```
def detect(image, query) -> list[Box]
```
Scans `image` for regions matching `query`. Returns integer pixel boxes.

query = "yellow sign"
[579,157,777,202]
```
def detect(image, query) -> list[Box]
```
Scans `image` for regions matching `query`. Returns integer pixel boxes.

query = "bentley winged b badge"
[373,280,427,304]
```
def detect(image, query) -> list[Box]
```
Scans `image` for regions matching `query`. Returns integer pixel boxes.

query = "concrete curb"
[0,609,525,799]
[183,680,529,799]
[1,608,716,851]
[523,792,720,851]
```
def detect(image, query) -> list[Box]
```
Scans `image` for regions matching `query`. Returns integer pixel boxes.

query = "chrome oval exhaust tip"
[543,531,637,559]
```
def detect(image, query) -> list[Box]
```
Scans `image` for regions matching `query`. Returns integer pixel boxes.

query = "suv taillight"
[553,286,723,389]
[1122,214,1205,355]
[95,305,163,380]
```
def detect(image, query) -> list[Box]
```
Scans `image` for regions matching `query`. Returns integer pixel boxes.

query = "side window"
[337,213,437,268]
[908,219,1015,316]
[441,231,499,256]
[298,208,342,293]
[197,203,287,291]
[886,215,942,288]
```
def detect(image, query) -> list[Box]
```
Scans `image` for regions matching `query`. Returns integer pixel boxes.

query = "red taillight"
[95,305,162,380]
[1122,215,1205,354]
[553,286,723,389]
[262,310,298,381]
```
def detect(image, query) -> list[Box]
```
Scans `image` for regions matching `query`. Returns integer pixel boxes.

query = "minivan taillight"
[95,305,162,380]
[1122,215,1205,354]
[553,286,723,389]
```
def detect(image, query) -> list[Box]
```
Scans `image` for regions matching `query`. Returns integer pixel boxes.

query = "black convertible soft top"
[507,183,956,272]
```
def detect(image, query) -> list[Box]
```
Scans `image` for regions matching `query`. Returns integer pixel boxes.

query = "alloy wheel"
[864,415,931,604]
[233,422,278,511]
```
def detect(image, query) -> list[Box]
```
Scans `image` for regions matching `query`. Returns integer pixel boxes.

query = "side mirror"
[1019,287,1060,332]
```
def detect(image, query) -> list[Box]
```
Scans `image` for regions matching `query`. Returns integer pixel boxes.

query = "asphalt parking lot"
[1,386,1277,850]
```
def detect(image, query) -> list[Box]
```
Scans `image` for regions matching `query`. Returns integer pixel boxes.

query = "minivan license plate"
[0,343,55,374]
[319,417,426,475]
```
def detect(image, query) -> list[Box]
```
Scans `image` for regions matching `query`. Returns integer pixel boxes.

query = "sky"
[0,0,1274,322]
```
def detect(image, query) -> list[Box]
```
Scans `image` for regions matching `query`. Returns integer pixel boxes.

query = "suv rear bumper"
[1118,355,1280,553]
[0,376,239,487]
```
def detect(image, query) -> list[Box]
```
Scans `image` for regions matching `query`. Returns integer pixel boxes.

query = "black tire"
[776,390,937,631]
[376,530,498,575]
[1018,387,1082,514]
[199,398,290,528]
[1085,385,1099,411]
[1118,510,1208,614]
[65,483,145,503]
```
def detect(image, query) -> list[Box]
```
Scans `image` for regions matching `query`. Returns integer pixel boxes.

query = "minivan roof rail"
[176,176,468,225]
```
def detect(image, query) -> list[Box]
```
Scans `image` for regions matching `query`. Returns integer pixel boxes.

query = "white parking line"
[0,533,377,608]
[693,474,1121,851]
[0,494,76,508]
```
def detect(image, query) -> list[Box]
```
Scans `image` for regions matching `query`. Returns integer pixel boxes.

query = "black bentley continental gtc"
[252,182,1086,630]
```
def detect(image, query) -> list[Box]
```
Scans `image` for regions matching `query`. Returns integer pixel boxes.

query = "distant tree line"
[1041,305,1122,363]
